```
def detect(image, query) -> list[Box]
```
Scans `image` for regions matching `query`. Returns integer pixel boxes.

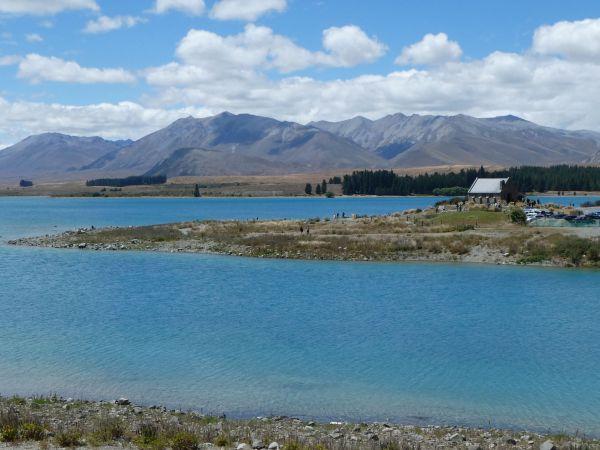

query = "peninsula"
[10,207,600,268]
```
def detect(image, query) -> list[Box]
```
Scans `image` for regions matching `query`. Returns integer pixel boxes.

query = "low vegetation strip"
[0,395,597,450]
[9,210,600,268]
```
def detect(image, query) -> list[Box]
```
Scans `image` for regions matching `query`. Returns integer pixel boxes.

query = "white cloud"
[152,0,205,15]
[0,97,211,145]
[83,15,145,34]
[157,23,385,82]
[533,18,600,61]
[321,25,387,67]
[142,19,600,132]
[173,25,311,73]
[26,33,44,43]
[210,0,286,21]
[6,16,600,148]
[18,54,136,84]
[396,32,462,65]
[0,55,21,66]
[0,0,99,15]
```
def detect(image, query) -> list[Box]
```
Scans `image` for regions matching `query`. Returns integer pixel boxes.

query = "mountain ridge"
[1,112,599,182]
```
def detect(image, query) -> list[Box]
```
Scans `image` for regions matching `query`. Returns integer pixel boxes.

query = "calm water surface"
[0,196,445,240]
[1,196,599,434]
[530,195,600,207]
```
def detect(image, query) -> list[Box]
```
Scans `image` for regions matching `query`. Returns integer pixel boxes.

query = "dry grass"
[16,208,600,267]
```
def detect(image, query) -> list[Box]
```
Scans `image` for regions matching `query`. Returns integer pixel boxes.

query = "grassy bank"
[0,396,597,450]
[9,209,600,268]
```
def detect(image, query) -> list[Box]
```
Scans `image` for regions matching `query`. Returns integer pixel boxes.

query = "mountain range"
[1,112,599,182]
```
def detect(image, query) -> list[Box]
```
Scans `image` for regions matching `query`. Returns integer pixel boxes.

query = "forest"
[86,175,167,187]
[341,166,600,195]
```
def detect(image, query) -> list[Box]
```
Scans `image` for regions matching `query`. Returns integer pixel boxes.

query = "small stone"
[237,444,252,450]
[78,243,87,249]
[448,433,465,442]
[114,397,130,405]
[268,443,280,450]
[540,440,557,450]
[252,438,264,449]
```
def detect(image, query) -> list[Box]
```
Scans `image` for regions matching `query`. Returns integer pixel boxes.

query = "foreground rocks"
[0,396,597,450]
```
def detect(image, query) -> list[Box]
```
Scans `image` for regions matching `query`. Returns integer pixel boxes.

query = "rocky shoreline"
[7,210,600,268]
[0,396,596,450]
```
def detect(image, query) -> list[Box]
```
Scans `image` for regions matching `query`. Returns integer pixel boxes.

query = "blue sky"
[1,0,600,146]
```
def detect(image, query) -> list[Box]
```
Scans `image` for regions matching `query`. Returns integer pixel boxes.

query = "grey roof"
[468,177,509,194]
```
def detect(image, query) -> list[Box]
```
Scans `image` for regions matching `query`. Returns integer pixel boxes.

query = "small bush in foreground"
[89,417,125,444]
[510,208,527,225]
[54,429,83,447]
[21,422,46,441]
[214,434,230,447]
[1,425,19,442]
[171,431,199,450]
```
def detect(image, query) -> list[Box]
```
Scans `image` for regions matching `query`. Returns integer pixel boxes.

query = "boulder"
[114,397,130,405]
[267,443,280,450]
[237,444,252,450]
[540,441,557,450]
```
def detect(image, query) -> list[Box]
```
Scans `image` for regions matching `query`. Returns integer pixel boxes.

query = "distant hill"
[310,114,600,167]
[0,133,131,181]
[1,112,600,182]
[85,112,382,176]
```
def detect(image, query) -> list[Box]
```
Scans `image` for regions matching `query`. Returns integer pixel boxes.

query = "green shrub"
[136,422,159,445]
[54,429,83,447]
[171,431,199,450]
[21,422,46,441]
[214,434,230,447]
[510,208,527,225]
[90,417,125,444]
[1,425,19,442]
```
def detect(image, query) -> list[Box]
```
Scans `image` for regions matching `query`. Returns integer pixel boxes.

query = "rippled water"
[1,197,599,434]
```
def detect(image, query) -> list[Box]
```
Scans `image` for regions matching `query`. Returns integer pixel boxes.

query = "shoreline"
[8,210,600,269]
[0,395,597,449]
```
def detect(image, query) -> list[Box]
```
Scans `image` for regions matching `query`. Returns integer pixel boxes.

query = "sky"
[1,0,600,147]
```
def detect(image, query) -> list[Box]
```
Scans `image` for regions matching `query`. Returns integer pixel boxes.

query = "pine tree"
[321,180,327,194]
[304,183,312,195]
[315,184,322,195]
[193,184,201,197]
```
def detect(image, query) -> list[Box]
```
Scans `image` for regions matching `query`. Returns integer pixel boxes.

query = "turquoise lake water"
[530,195,600,207]
[1,197,599,434]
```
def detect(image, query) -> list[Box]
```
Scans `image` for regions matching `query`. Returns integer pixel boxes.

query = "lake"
[1,196,599,435]
[0,196,445,241]
[529,195,600,207]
